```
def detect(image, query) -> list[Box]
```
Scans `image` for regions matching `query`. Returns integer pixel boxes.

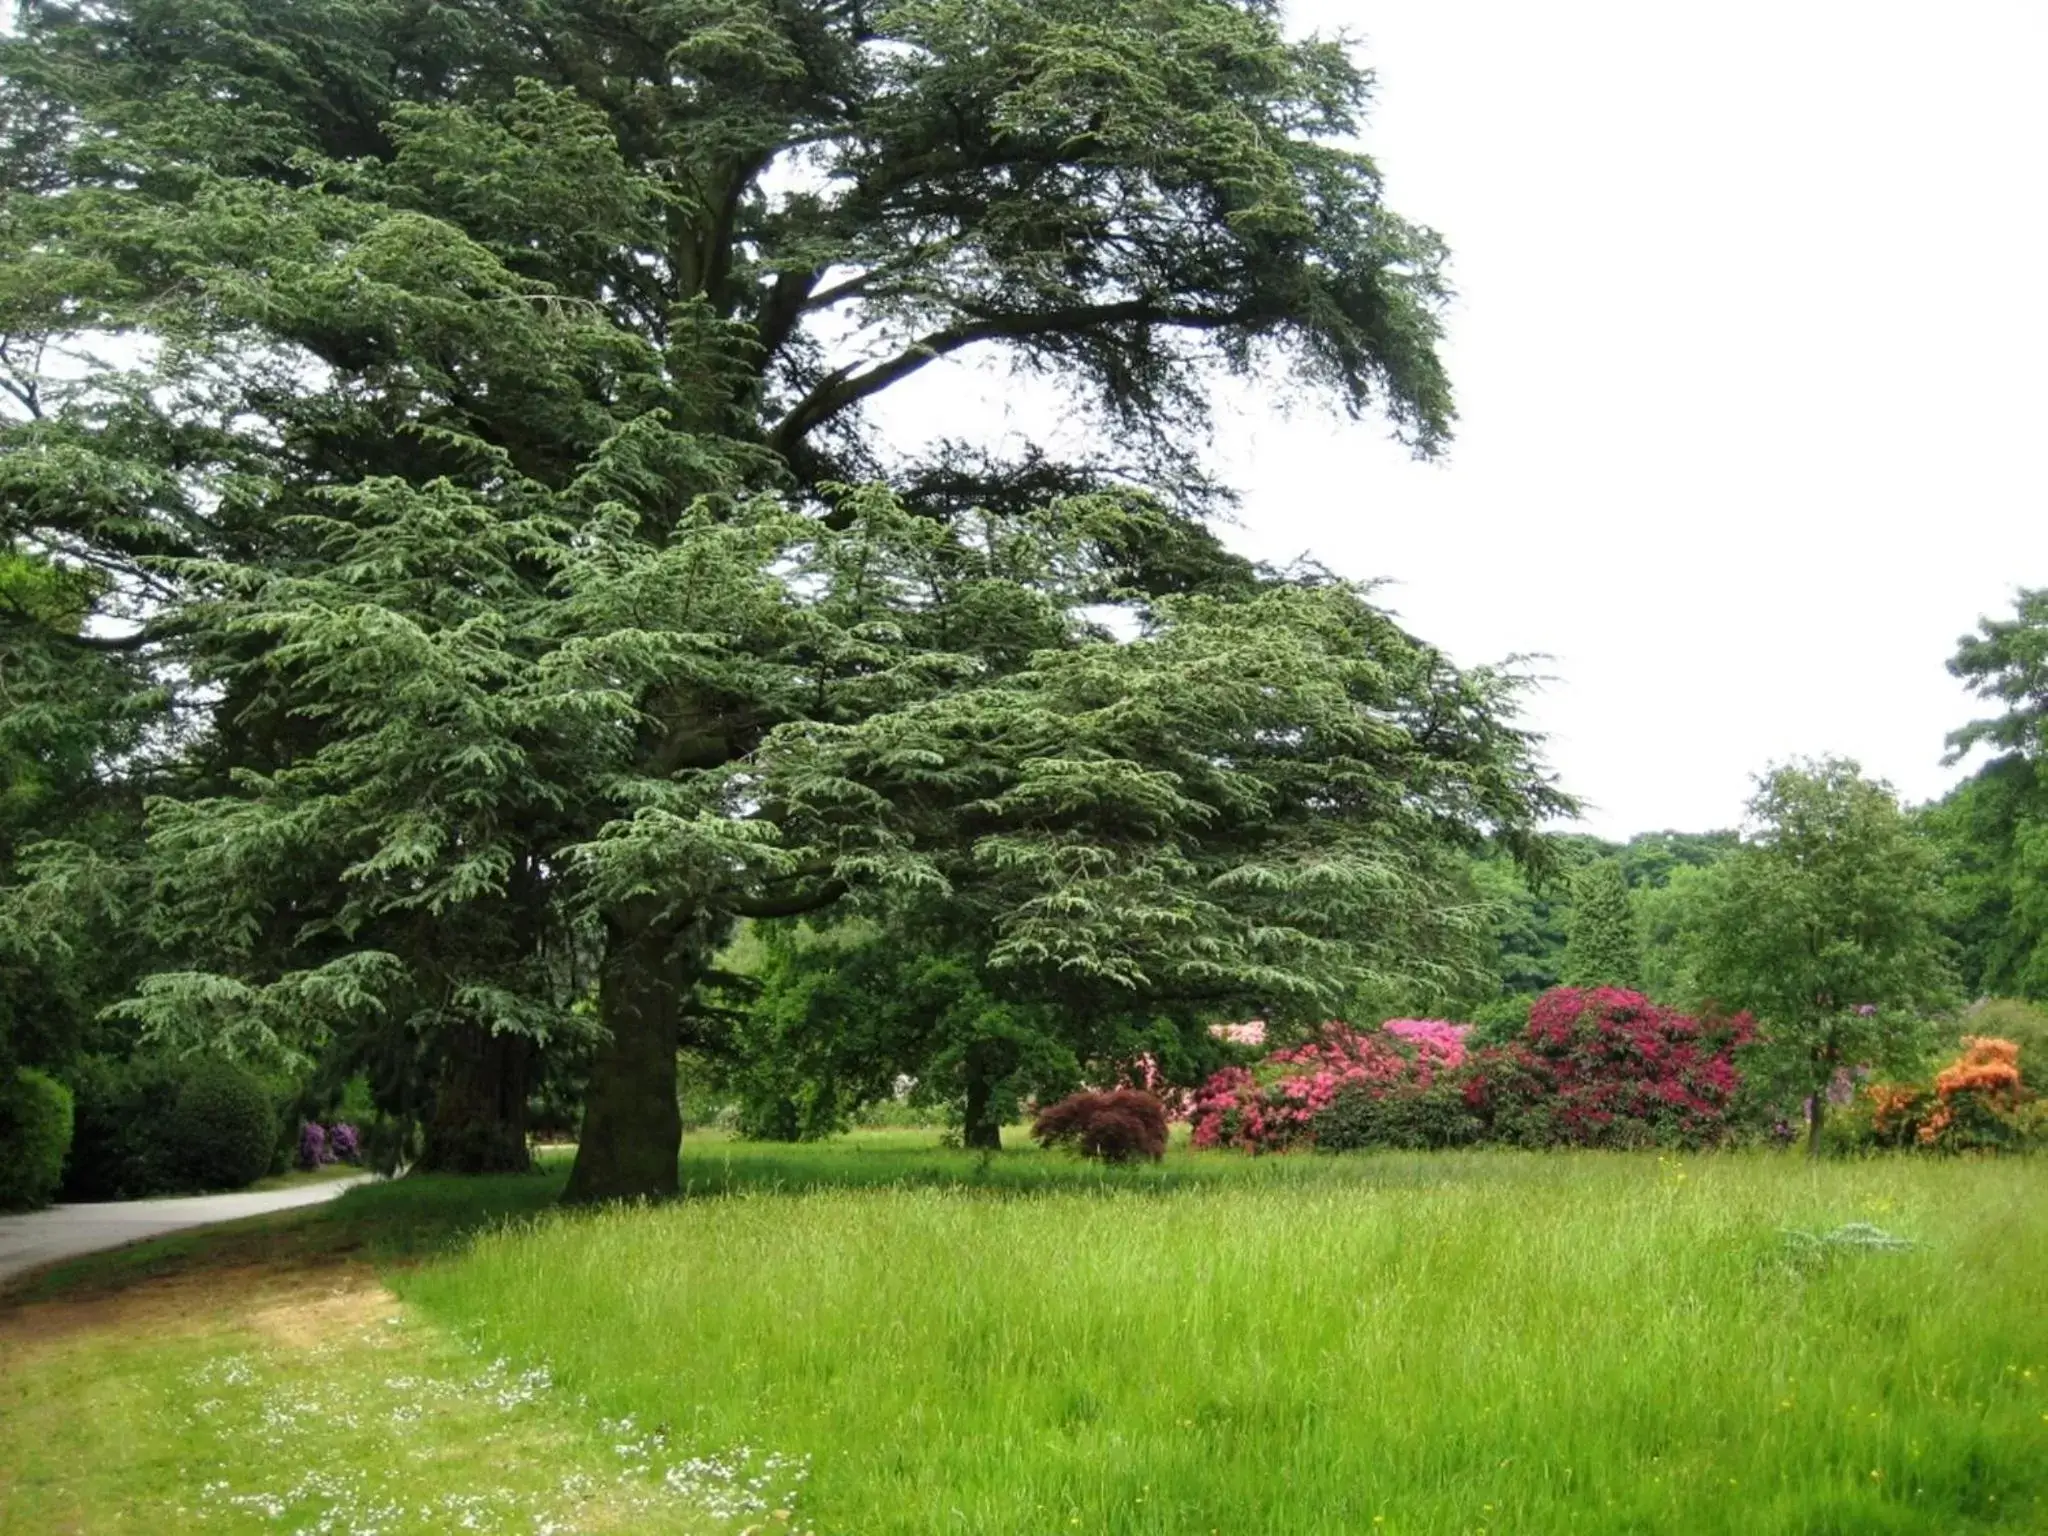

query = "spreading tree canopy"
[0,0,1570,1200]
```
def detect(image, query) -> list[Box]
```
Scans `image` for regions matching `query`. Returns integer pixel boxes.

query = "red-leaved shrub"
[1031,1089,1169,1163]
[1461,986,1751,1149]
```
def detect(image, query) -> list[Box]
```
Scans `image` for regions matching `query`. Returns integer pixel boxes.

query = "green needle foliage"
[1927,589,2048,999]
[1561,856,1641,990]
[0,0,1566,1199]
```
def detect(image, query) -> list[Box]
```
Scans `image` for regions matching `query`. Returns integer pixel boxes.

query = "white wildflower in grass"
[171,1307,816,1535]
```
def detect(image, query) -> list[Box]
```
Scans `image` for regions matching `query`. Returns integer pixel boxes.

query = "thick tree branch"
[765,298,1247,457]
[727,878,847,920]
[752,266,826,363]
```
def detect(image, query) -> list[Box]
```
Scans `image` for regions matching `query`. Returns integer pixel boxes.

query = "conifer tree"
[1562,859,1642,991]
[0,0,1571,1198]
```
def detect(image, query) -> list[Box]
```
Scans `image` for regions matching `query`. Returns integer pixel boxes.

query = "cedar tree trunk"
[418,1022,534,1174]
[563,914,687,1203]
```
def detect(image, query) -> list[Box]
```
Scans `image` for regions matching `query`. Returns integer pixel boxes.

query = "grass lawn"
[4,1136,2045,1534]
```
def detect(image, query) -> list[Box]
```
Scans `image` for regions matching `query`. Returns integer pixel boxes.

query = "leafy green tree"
[724,920,1105,1150]
[1614,830,1738,891]
[1633,862,1717,1007]
[1466,853,1569,1000]
[1561,858,1641,990]
[1694,760,1956,1154]
[0,0,1576,1200]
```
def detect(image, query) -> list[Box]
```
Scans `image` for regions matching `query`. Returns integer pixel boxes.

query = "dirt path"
[0,1176,374,1286]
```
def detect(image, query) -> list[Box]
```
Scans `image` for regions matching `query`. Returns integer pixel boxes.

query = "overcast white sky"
[876,1,2048,839]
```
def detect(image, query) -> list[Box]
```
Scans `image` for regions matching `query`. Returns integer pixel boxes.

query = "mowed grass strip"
[394,1145,2048,1536]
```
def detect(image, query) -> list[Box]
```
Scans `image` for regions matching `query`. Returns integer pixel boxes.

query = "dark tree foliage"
[0,547,158,1080]
[0,0,1573,1200]
[1030,1088,1167,1164]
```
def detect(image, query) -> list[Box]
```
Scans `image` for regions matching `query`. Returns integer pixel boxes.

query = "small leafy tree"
[723,920,1091,1150]
[1694,760,1956,1154]
[1561,858,1641,990]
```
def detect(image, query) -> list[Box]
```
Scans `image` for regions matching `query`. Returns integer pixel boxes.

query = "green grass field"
[5,1137,2046,1534]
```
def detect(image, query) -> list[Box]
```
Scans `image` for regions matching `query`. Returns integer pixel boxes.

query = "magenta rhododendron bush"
[1189,1020,1469,1151]
[1462,987,1752,1149]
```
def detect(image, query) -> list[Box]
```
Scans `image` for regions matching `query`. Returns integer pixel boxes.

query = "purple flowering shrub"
[297,1120,332,1169]
[298,1120,365,1168]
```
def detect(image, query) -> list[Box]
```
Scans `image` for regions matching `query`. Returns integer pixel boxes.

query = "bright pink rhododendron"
[1188,1021,1465,1151]
[1380,1018,1470,1064]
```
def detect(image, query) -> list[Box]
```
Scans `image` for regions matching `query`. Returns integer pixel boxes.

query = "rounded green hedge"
[0,1068,75,1210]
[62,1055,181,1200]
[163,1060,279,1193]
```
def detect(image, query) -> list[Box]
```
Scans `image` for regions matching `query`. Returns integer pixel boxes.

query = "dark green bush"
[1313,1079,1483,1152]
[163,1059,280,1192]
[0,1068,75,1210]
[62,1054,185,1200]
[63,1055,282,1199]
[1467,993,1537,1046]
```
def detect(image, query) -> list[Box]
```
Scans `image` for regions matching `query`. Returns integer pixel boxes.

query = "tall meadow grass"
[395,1144,2047,1534]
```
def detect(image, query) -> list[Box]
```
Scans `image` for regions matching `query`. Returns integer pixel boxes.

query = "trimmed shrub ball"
[162,1059,280,1193]
[1030,1089,1169,1163]
[0,1068,75,1210]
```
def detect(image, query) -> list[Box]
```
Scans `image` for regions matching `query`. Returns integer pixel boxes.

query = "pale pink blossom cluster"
[1209,1020,1268,1047]
[1380,1018,1471,1067]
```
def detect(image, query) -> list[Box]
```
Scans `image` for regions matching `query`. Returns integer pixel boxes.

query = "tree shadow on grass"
[0,1165,571,1309]
[5,1139,1560,1310]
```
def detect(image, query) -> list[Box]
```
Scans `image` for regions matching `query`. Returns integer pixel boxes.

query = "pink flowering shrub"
[1188,1021,1468,1152]
[1461,987,1752,1149]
